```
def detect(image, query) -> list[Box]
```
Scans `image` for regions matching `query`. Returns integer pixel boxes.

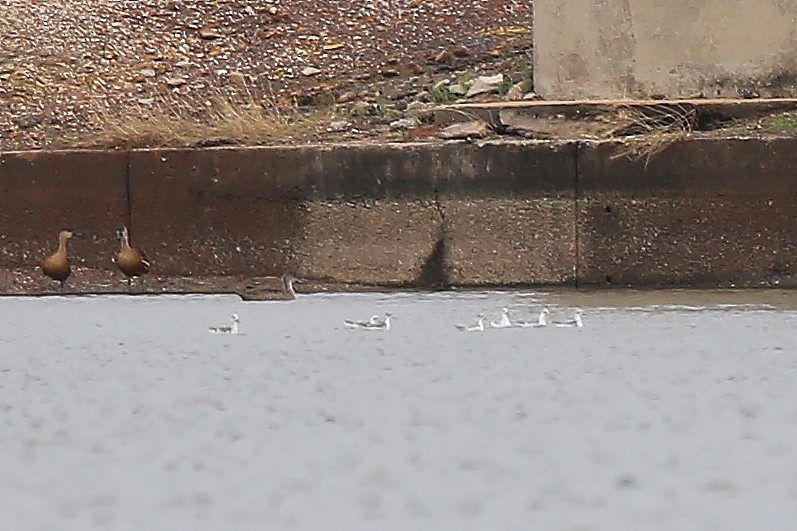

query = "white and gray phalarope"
[514,308,550,328]
[490,307,512,329]
[456,314,485,332]
[344,315,380,329]
[344,313,392,331]
[553,309,584,328]
[209,314,240,334]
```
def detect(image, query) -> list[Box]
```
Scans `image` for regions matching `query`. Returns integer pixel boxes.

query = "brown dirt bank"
[1,0,532,150]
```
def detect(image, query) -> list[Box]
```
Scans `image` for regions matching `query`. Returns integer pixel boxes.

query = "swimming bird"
[514,308,550,328]
[553,309,584,328]
[456,314,485,332]
[345,313,392,331]
[344,315,381,329]
[368,313,392,331]
[209,314,240,334]
[490,307,512,329]
[116,226,149,289]
[40,229,75,290]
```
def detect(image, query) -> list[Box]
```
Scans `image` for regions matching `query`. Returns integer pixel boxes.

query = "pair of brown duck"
[40,227,149,290]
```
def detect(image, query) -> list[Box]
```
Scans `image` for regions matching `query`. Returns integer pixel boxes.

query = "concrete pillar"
[534,0,797,99]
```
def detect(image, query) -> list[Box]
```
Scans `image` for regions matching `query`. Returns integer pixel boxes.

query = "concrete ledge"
[2,138,797,293]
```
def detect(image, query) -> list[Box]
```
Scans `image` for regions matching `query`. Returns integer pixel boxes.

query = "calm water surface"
[1,290,796,530]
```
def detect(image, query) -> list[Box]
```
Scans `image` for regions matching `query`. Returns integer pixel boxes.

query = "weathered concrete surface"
[0,150,128,271]
[3,138,797,293]
[534,0,797,99]
[130,144,442,283]
[292,144,442,285]
[297,200,441,285]
[129,148,304,277]
[578,138,797,287]
[437,142,577,285]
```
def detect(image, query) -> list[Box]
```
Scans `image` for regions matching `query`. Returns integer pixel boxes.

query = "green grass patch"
[428,86,459,103]
[761,114,797,133]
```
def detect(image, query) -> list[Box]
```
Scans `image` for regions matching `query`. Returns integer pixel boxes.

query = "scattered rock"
[327,120,350,132]
[0,0,534,149]
[504,82,526,101]
[337,91,357,103]
[350,101,377,116]
[389,117,421,130]
[452,45,469,57]
[435,50,452,63]
[14,115,44,129]
[301,66,322,77]
[228,71,247,85]
[406,101,433,115]
[465,73,504,98]
[448,83,468,96]
[438,120,491,140]
[522,92,542,101]
[199,28,221,39]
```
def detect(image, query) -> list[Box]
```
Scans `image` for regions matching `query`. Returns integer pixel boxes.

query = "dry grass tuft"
[64,85,330,149]
[606,104,697,165]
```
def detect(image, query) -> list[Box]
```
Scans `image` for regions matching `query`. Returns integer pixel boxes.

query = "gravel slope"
[0,0,533,149]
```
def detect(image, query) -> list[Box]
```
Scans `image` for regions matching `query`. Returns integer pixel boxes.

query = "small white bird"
[553,309,584,328]
[514,308,550,328]
[456,314,485,332]
[344,315,381,329]
[209,313,240,334]
[490,307,512,329]
[344,313,392,331]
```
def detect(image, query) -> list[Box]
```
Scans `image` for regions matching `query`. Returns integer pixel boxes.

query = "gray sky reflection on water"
[0,290,796,530]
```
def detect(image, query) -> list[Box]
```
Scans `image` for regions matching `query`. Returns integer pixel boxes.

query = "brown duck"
[40,229,75,290]
[116,226,150,287]
[238,273,303,301]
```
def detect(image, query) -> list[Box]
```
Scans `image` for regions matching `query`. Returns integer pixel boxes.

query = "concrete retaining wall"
[1,139,796,290]
[534,0,797,99]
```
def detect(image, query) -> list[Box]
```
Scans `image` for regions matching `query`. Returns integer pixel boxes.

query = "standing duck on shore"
[116,226,150,289]
[40,229,75,291]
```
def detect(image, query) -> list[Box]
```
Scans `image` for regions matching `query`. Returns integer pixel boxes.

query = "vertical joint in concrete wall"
[574,142,582,288]
[416,181,451,288]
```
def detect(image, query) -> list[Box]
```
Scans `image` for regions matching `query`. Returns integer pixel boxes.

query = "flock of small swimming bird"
[38,229,584,335]
[208,305,583,335]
